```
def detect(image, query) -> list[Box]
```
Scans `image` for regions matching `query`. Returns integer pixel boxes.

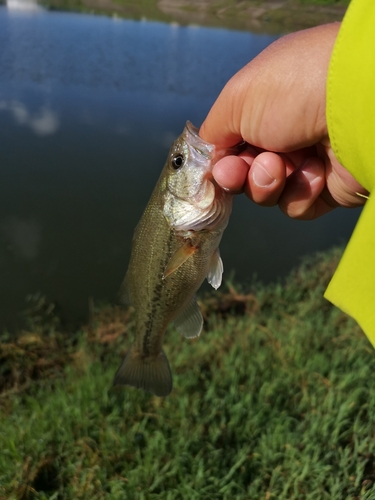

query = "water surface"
[0,6,360,330]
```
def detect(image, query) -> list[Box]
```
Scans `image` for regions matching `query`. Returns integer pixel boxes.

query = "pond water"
[0,5,361,330]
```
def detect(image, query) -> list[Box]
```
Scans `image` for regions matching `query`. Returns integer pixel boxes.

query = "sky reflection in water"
[0,7,360,330]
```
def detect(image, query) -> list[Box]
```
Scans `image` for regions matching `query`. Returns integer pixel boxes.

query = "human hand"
[200,23,368,220]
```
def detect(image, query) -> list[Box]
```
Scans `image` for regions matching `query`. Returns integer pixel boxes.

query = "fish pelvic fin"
[174,296,203,338]
[206,248,223,290]
[113,346,173,397]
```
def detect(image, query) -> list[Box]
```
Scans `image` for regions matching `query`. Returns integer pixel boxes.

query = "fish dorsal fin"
[163,241,197,279]
[118,272,132,306]
[206,248,223,290]
[174,297,203,338]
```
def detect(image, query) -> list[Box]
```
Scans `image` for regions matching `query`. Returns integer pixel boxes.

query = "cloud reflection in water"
[6,0,42,11]
[0,101,60,136]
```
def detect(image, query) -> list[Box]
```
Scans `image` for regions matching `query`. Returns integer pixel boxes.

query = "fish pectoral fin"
[206,248,223,290]
[118,272,132,306]
[113,345,172,397]
[163,241,197,279]
[174,297,203,338]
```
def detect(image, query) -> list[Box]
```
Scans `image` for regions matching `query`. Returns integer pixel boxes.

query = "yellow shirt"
[325,0,375,346]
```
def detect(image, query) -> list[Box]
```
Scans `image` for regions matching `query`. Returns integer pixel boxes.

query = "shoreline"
[157,0,347,34]
[36,0,348,34]
[3,247,374,499]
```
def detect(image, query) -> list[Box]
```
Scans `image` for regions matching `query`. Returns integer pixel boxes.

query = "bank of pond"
[1,247,374,499]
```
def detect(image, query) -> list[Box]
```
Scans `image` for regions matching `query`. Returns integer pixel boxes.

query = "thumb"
[199,77,244,147]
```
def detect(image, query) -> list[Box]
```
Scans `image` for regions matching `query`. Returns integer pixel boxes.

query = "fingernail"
[251,162,275,188]
[296,163,320,185]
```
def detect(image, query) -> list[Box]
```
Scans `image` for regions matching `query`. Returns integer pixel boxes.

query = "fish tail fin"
[113,346,173,397]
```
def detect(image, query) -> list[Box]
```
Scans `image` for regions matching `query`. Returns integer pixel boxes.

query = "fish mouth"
[184,121,215,161]
[184,121,244,164]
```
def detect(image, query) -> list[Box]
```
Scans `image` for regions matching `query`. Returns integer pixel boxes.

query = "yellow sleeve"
[324,0,375,346]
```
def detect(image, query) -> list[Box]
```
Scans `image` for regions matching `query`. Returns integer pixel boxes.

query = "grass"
[1,247,375,499]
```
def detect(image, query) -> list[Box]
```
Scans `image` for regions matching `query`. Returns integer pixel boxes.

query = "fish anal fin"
[113,346,172,397]
[207,248,223,290]
[174,297,203,338]
[163,241,197,279]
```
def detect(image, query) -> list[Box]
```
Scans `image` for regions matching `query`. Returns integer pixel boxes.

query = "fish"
[113,121,237,397]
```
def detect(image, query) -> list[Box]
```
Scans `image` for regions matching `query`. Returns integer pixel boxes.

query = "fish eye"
[171,154,184,170]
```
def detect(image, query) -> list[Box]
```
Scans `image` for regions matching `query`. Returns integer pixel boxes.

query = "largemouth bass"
[113,121,236,396]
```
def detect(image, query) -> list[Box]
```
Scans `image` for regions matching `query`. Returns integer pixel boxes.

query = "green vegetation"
[1,247,375,499]
[36,0,349,34]
[39,0,174,25]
